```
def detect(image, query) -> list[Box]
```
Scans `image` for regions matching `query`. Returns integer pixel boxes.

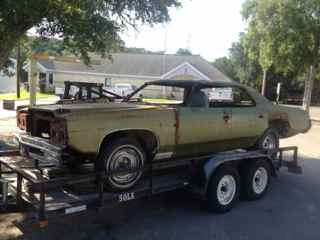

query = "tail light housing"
[50,118,68,146]
[17,110,30,131]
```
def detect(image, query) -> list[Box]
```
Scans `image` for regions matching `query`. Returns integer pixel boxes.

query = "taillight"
[17,110,29,131]
[50,118,68,145]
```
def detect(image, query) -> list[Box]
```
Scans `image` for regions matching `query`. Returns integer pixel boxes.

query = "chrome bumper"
[15,133,64,166]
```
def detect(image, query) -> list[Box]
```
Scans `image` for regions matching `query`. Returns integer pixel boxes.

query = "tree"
[213,57,238,81]
[0,0,181,70]
[242,0,320,111]
[176,48,192,55]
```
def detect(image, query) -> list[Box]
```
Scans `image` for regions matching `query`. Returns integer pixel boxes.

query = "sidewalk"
[310,106,320,122]
[0,97,59,119]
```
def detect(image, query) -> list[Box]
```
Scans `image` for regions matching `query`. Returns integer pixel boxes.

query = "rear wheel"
[97,138,145,191]
[242,159,271,200]
[206,166,240,213]
[256,128,279,151]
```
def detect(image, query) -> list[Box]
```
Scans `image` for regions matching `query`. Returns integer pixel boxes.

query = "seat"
[187,90,209,108]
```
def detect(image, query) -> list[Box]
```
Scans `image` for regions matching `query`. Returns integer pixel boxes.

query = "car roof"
[147,79,242,89]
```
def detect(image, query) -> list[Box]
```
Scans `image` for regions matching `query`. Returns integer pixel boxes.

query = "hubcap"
[262,134,276,150]
[217,175,236,206]
[252,167,268,194]
[106,145,144,189]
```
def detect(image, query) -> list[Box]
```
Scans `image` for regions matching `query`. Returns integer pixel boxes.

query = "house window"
[105,77,111,86]
[49,73,53,84]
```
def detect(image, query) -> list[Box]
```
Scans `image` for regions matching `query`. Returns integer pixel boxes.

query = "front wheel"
[97,138,145,191]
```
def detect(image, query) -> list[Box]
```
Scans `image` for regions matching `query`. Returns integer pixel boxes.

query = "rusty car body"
[16,80,311,190]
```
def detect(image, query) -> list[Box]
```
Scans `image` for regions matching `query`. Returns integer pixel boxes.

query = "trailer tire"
[242,159,271,200]
[206,166,240,213]
[97,137,145,191]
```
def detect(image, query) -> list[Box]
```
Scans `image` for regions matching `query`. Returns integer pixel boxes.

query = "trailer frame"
[0,146,300,227]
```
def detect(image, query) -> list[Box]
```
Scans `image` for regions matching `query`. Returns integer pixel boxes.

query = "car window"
[204,87,255,108]
[130,84,185,104]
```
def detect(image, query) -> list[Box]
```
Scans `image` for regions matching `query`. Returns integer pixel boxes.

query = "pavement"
[0,109,320,239]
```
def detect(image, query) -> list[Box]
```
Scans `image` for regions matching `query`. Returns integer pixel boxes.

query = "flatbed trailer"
[0,146,301,227]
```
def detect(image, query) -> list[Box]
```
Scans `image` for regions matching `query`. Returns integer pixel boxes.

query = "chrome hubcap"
[262,134,276,150]
[252,167,268,194]
[217,175,236,205]
[106,145,144,188]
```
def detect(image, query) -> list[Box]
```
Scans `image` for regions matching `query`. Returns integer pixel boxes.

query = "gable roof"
[37,53,231,81]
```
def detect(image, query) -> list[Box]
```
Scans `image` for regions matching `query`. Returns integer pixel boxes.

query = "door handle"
[258,114,264,119]
[223,115,230,121]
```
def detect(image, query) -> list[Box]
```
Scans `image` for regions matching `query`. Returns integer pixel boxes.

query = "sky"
[122,0,247,62]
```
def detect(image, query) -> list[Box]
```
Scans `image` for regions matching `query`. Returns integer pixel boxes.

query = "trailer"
[0,146,301,227]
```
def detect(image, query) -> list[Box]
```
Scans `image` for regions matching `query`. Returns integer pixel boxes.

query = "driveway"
[0,123,320,240]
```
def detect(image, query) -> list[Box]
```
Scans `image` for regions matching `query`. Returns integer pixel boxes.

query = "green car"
[16,80,311,190]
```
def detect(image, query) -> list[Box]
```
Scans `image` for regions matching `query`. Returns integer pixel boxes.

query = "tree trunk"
[16,43,21,98]
[261,68,267,96]
[302,64,316,113]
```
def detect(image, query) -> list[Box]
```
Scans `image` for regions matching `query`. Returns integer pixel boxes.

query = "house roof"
[37,53,231,81]
[148,79,240,88]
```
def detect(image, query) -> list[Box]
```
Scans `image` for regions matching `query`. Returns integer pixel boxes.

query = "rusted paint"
[269,111,289,122]
[174,108,180,145]
[17,112,29,131]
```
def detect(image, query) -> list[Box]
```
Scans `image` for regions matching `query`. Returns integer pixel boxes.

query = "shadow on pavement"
[1,154,319,240]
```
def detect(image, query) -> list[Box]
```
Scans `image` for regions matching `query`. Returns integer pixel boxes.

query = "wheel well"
[269,119,290,138]
[99,130,159,159]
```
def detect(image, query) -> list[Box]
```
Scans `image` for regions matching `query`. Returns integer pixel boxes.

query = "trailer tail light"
[50,118,68,146]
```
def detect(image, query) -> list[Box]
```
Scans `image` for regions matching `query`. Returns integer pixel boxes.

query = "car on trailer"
[15,80,310,192]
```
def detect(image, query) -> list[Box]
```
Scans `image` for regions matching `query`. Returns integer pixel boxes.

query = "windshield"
[127,84,185,104]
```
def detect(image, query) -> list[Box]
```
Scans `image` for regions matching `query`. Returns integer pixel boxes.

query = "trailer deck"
[0,146,301,227]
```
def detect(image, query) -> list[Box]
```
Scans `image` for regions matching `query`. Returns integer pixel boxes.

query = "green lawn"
[142,98,182,104]
[0,89,55,100]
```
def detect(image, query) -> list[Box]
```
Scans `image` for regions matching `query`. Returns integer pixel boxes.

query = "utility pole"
[28,54,37,106]
[302,65,316,113]
[261,69,267,96]
[16,42,21,98]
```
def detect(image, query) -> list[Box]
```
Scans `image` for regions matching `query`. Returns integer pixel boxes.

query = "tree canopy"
[0,0,181,70]
[242,0,320,108]
[176,48,192,55]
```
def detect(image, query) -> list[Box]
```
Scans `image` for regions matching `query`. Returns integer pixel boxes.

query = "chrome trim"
[154,152,173,160]
[15,133,64,166]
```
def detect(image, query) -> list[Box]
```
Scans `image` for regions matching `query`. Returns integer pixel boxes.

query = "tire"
[242,159,271,200]
[256,128,279,151]
[206,166,240,213]
[97,137,145,191]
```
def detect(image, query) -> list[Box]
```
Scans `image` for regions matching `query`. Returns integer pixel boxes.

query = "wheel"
[97,137,145,191]
[242,159,271,200]
[206,166,240,213]
[256,128,279,151]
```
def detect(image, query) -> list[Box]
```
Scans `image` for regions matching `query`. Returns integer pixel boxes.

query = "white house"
[33,53,231,97]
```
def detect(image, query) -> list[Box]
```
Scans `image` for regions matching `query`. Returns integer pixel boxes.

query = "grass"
[142,98,182,104]
[0,89,55,100]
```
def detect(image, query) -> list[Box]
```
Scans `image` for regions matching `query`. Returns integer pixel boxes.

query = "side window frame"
[207,86,256,108]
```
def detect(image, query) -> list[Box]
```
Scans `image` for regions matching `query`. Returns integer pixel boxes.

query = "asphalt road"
[1,124,320,240]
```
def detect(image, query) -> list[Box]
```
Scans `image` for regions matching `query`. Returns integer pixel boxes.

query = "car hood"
[30,102,158,116]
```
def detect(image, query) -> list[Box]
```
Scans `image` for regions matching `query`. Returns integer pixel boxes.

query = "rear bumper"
[15,133,64,166]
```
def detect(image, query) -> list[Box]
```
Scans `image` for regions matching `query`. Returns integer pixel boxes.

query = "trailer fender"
[202,155,276,195]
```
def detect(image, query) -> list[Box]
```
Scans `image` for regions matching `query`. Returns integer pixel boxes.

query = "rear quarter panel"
[65,107,176,154]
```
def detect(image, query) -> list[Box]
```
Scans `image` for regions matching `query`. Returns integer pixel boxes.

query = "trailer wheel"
[242,159,271,200]
[97,137,145,191]
[206,166,240,213]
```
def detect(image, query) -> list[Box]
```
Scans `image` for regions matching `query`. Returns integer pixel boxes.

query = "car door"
[228,87,266,148]
[174,88,233,158]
